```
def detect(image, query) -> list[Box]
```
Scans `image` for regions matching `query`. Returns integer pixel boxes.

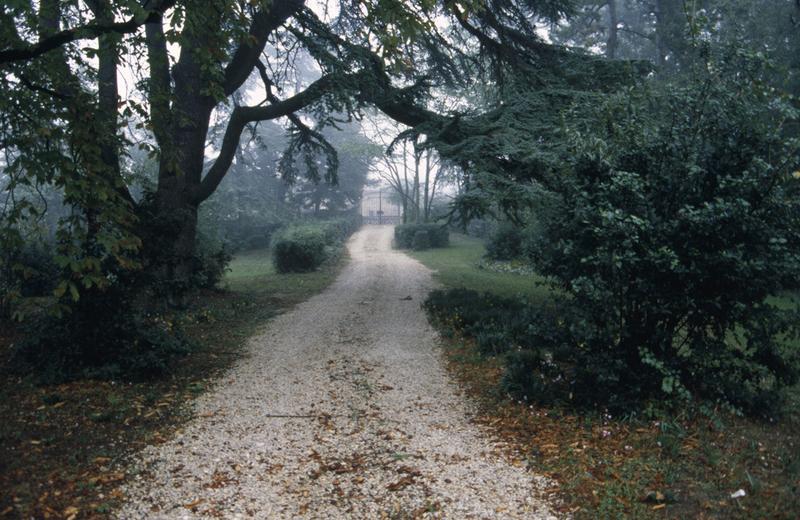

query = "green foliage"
[423,288,540,353]
[0,241,60,299]
[411,230,431,251]
[520,57,800,416]
[191,233,233,290]
[485,222,524,260]
[394,223,449,250]
[425,57,800,417]
[5,208,230,381]
[317,216,362,246]
[272,227,328,273]
[11,286,195,383]
[272,216,360,273]
[552,0,800,97]
[464,218,493,239]
[424,290,568,405]
[474,330,512,356]
[502,349,561,405]
[426,286,800,416]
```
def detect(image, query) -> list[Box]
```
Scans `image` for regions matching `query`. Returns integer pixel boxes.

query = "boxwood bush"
[395,223,449,250]
[273,216,360,273]
[272,227,328,273]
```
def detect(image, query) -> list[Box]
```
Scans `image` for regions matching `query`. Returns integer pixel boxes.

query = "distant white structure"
[360,189,402,224]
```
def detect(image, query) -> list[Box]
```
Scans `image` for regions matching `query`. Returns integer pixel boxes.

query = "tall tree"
[2,0,626,301]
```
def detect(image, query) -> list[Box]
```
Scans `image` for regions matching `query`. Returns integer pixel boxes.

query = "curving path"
[118,226,557,519]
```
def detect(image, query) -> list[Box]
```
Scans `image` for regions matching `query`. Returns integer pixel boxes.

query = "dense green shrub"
[475,330,512,356]
[191,233,233,289]
[485,222,524,260]
[12,285,195,383]
[532,69,800,416]
[460,61,800,417]
[411,230,431,250]
[426,284,800,416]
[5,203,213,380]
[273,227,328,273]
[502,349,563,406]
[395,223,449,250]
[424,288,531,352]
[272,215,360,273]
[318,216,362,245]
[13,242,60,297]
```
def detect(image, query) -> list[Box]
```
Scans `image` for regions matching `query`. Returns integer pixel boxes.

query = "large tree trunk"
[413,148,421,223]
[140,0,318,291]
[148,3,218,290]
[653,0,666,68]
[606,0,619,59]
[87,0,122,250]
[88,0,120,180]
[154,118,210,290]
[653,0,689,71]
[423,151,431,221]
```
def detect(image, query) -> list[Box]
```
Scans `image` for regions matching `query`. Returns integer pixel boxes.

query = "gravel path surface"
[118,226,557,519]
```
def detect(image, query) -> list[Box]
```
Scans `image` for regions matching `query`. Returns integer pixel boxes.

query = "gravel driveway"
[118,226,557,519]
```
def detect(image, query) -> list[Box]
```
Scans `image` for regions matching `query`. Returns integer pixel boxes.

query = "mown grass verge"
[0,246,345,519]
[412,233,800,519]
[408,233,552,301]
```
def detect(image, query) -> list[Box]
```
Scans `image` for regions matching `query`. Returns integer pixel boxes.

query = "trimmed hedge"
[318,217,361,245]
[394,223,449,250]
[272,216,360,273]
[273,228,327,273]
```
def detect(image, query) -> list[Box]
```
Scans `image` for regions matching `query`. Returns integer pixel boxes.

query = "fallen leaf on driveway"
[387,476,416,491]
[183,498,205,510]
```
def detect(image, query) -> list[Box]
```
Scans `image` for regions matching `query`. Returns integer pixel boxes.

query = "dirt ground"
[118,226,557,519]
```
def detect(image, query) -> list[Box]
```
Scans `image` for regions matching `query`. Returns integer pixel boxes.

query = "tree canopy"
[1,0,615,302]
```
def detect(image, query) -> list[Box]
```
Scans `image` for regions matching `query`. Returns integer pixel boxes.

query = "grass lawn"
[408,233,552,302]
[410,232,800,519]
[0,247,344,519]
[225,246,342,297]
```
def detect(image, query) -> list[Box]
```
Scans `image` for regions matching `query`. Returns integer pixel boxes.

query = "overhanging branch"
[195,73,338,203]
[0,0,176,65]
[222,0,305,96]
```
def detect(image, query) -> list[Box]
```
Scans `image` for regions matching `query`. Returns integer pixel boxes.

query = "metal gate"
[360,189,402,225]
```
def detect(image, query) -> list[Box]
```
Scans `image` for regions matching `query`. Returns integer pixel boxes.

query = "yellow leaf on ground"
[183,498,204,509]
